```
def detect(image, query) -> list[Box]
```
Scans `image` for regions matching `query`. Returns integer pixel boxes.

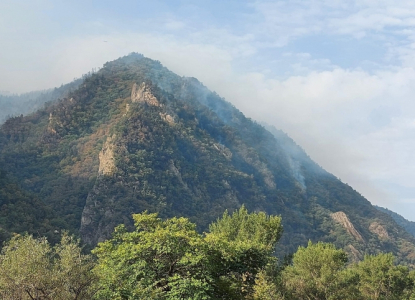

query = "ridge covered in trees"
[376,206,415,239]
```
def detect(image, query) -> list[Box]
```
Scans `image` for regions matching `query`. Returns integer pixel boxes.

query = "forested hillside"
[0,168,58,245]
[376,206,415,238]
[0,53,414,263]
[0,78,83,124]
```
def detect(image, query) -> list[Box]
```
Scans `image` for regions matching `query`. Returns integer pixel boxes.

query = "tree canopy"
[0,233,97,300]
[93,206,283,299]
[1,208,415,300]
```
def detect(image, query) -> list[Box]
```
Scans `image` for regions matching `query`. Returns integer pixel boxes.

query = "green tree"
[0,233,97,300]
[354,253,414,300]
[205,206,283,299]
[93,207,283,300]
[282,241,359,300]
[252,269,284,300]
[93,212,212,300]
[55,234,99,299]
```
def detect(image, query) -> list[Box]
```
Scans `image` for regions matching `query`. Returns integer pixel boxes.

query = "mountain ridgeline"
[376,206,415,238]
[1,53,414,262]
[0,78,84,124]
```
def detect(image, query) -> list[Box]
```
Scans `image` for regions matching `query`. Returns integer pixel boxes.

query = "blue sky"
[2,0,415,220]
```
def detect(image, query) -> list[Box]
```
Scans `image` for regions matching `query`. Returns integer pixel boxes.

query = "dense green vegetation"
[1,208,415,299]
[1,53,415,265]
[0,78,84,124]
[0,232,97,300]
[0,168,59,245]
[376,206,415,238]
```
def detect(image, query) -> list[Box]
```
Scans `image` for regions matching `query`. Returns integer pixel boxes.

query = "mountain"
[0,78,83,124]
[1,53,414,263]
[0,168,59,245]
[376,206,415,238]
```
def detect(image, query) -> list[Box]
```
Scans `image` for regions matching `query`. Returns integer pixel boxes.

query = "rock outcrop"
[369,222,390,239]
[331,211,364,242]
[131,82,160,106]
[159,112,174,124]
[98,135,116,176]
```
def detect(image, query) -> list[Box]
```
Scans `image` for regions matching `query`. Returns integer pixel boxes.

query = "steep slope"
[0,168,59,245]
[1,53,414,262]
[376,206,415,238]
[0,78,83,125]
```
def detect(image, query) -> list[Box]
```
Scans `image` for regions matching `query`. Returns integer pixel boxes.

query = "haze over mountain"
[376,206,415,239]
[2,1,415,222]
[1,54,414,263]
[0,78,84,124]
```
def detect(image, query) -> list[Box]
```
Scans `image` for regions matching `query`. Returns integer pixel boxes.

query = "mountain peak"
[1,55,415,262]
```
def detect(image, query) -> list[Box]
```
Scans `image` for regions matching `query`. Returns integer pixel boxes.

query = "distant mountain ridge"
[0,79,84,124]
[1,53,415,263]
[376,206,415,238]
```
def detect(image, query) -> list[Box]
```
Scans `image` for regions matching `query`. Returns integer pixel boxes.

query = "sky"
[1,0,415,220]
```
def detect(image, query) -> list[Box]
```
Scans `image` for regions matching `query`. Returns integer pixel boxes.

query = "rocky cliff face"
[331,211,364,242]
[131,82,160,106]
[1,53,415,262]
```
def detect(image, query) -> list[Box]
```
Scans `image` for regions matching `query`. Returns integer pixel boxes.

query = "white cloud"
[203,63,415,216]
[251,0,415,67]
[0,31,235,93]
[253,0,415,37]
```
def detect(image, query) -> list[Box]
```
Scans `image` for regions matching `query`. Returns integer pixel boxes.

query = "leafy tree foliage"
[277,242,415,300]
[91,211,415,300]
[93,212,211,300]
[206,206,282,298]
[93,207,283,299]
[352,253,414,300]
[282,241,359,300]
[253,268,284,300]
[0,209,415,300]
[0,233,97,300]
